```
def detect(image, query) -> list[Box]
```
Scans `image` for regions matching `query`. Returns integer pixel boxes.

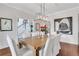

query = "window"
[17,18,31,40]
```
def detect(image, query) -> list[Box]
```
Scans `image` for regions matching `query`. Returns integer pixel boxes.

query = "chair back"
[7,34,34,56]
[22,32,30,39]
[6,35,17,56]
[43,36,54,56]
[51,34,61,55]
[43,34,61,56]
[32,31,39,37]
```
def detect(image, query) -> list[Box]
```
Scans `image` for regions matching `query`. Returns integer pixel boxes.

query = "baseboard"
[60,42,79,46]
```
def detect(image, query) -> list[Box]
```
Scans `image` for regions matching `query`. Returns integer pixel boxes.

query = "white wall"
[48,7,79,45]
[0,4,79,49]
[0,4,33,49]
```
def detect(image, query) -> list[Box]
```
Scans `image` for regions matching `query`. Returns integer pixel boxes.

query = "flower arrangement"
[40,25,48,34]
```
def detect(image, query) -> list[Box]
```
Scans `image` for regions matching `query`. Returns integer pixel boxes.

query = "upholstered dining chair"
[6,34,34,56]
[40,34,61,56]
[51,34,61,56]
[22,32,31,39]
[31,31,39,37]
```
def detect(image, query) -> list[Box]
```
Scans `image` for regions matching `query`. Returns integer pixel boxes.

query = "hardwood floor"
[0,47,11,56]
[0,42,79,56]
[58,42,79,56]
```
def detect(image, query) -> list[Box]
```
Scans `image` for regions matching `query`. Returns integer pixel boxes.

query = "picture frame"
[0,18,12,31]
[54,17,72,35]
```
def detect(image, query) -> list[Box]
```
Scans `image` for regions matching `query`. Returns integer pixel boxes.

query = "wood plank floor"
[58,42,79,56]
[0,47,11,56]
[0,42,79,56]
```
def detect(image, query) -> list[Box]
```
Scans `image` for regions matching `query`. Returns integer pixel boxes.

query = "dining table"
[19,35,48,56]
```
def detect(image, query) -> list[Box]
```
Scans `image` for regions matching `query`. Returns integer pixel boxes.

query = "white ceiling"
[2,3,79,16]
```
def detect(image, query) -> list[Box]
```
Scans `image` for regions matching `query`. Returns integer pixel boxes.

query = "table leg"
[35,47,41,56]
[36,49,39,56]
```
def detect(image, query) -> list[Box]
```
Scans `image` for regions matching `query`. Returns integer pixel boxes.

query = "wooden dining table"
[19,35,48,56]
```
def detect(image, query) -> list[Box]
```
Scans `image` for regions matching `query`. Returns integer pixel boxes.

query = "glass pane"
[17,18,31,40]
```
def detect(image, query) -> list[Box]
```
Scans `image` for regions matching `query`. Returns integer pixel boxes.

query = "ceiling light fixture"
[37,3,48,20]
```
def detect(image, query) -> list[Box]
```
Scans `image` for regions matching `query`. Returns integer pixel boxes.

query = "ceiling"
[2,3,79,16]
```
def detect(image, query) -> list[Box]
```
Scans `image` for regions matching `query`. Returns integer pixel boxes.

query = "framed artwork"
[0,18,12,31]
[54,17,72,35]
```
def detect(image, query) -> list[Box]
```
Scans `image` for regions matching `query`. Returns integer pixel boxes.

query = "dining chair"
[40,34,61,56]
[6,34,34,56]
[31,31,39,37]
[22,32,30,39]
[51,34,61,56]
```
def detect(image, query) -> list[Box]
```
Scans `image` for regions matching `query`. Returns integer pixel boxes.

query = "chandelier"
[37,3,48,20]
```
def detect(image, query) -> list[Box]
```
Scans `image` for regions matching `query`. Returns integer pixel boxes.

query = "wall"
[0,4,33,49]
[48,7,79,45]
[0,4,79,49]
